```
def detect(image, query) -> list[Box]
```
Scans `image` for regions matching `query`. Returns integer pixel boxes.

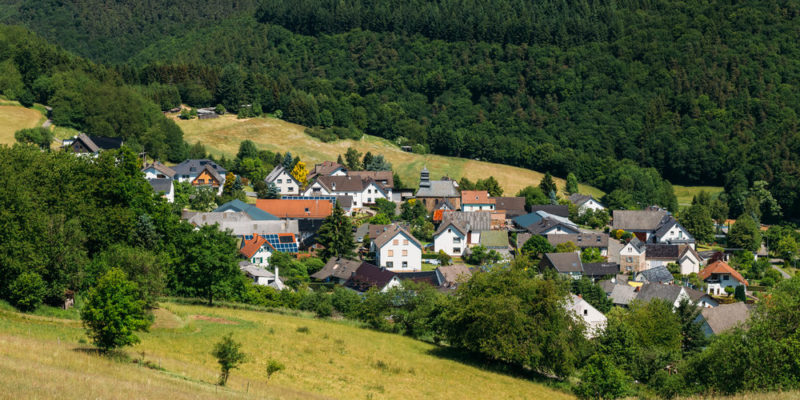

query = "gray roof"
[373,225,422,249]
[173,159,227,177]
[185,211,252,225]
[313,175,386,195]
[526,219,581,235]
[240,264,275,278]
[547,233,609,248]
[653,216,694,242]
[627,237,647,252]
[416,180,459,198]
[148,178,173,194]
[436,265,472,287]
[186,213,300,236]
[311,257,363,281]
[516,232,533,249]
[583,262,619,278]
[635,283,684,304]
[75,133,100,153]
[530,205,569,218]
[142,162,176,178]
[700,303,752,335]
[335,196,353,209]
[265,165,299,184]
[634,266,674,284]
[598,279,616,294]
[568,193,594,207]
[645,244,680,259]
[543,252,583,273]
[434,220,467,236]
[612,209,669,231]
[440,211,491,232]
[609,284,637,306]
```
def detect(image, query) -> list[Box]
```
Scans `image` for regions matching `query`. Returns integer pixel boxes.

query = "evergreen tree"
[344,147,362,170]
[282,152,293,169]
[362,151,374,169]
[539,172,557,197]
[316,203,356,259]
[236,140,259,161]
[336,154,344,165]
[680,204,715,243]
[566,172,579,195]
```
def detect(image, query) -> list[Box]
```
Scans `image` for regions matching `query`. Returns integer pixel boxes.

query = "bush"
[212,333,247,386]
[80,268,151,351]
[574,354,630,400]
[8,272,47,312]
[265,359,285,383]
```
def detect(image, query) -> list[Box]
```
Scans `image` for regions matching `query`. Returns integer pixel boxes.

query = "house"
[698,261,749,296]
[344,262,402,293]
[567,294,607,338]
[347,170,394,193]
[394,271,440,287]
[644,244,681,270]
[608,284,638,307]
[612,209,695,247]
[541,252,583,278]
[142,162,176,180]
[582,262,620,281]
[460,190,495,212]
[255,199,333,219]
[239,233,299,267]
[685,287,720,308]
[619,238,647,273]
[214,199,278,220]
[197,108,219,120]
[183,211,299,238]
[310,257,362,283]
[433,220,468,257]
[435,265,472,289]
[479,230,511,258]
[308,161,347,181]
[512,211,579,235]
[635,283,718,309]
[264,165,301,195]
[173,159,227,184]
[415,167,461,212]
[492,196,527,218]
[634,265,674,284]
[530,205,570,218]
[240,262,285,290]
[62,133,123,156]
[148,178,174,203]
[547,233,609,256]
[371,225,423,271]
[677,246,704,275]
[438,211,491,245]
[568,194,606,215]
[303,175,390,209]
[697,302,751,336]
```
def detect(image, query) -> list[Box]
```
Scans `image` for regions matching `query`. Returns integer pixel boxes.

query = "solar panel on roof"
[263,233,298,253]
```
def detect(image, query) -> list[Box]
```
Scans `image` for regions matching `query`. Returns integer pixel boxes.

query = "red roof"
[698,261,749,286]
[240,234,270,259]
[460,190,495,205]
[255,199,333,219]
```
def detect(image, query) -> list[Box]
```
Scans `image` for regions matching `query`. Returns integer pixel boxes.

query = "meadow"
[176,114,605,197]
[0,103,46,145]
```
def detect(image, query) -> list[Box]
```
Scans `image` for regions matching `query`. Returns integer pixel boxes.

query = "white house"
[239,235,274,267]
[303,175,389,209]
[678,246,703,275]
[619,238,646,273]
[142,162,176,180]
[265,165,301,195]
[433,221,467,257]
[371,225,422,271]
[240,263,285,290]
[699,261,749,296]
[460,190,496,212]
[567,294,607,338]
[148,179,175,203]
[568,194,606,215]
[653,218,695,249]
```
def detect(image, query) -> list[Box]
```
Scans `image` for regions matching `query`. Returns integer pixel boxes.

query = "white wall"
[706,275,744,296]
[462,204,495,212]
[679,254,700,275]
[578,199,606,214]
[376,232,422,271]
[269,170,300,195]
[568,296,607,339]
[434,226,466,256]
[249,247,273,267]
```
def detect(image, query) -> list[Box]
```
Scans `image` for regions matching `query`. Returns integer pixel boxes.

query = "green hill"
[0,301,572,399]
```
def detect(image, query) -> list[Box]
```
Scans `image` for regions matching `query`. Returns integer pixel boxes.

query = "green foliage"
[539,172,557,198]
[410,218,434,242]
[680,203,715,243]
[574,353,630,400]
[436,250,452,266]
[369,213,391,225]
[80,268,151,351]
[316,204,356,259]
[571,277,611,313]
[90,244,165,308]
[265,359,285,382]
[464,245,501,266]
[580,247,604,264]
[344,147,362,170]
[728,214,762,252]
[372,198,396,218]
[565,173,579,195]
[14,127,54,150]
[516,185,549,209]
[170,225,242,305]
[521,235,554,258]
[400,199,427,222]
[8,271,47,312]
[555,241,577,254]
[734,285,746,302]
[212,333,247,386]
[364,154,391,171]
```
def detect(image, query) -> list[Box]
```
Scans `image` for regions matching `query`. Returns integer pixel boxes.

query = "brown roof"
[612,209,669,231]
[239,234,269,259]
[436,265,472,288]
[344,262,397,292]
[348,170,394,189]
[255,199,333,219]
[309,161,346,178]
[492,197,526,216]
[699,261,749,286]
[311,257,362,281]
[543,252,583,273]
[461,190,495,206]
[547,233,609,248]
[368,224,393,239]
[372,225,422,249]
[142,162,176,178]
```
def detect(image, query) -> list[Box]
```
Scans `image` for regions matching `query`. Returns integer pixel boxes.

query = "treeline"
[0,25,187,162]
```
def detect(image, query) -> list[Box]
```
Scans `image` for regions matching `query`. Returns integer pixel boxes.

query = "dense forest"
[1,1,799,219]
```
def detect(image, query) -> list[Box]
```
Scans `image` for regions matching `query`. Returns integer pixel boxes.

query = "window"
[453,237,461,244]
[453,247,461,253]
[402,250,408,256]
[197,179,205,184]
[722,275,728,281]
[277,179,282,183]
[388,250,394,256]
[288,187,294,192]
[402,261,408,268]
[583,309,588,316]
[304,208,310,213]
[393,239,399,245]
[387,262,394,268]
[403,240,409,245]
[626,257,633,263]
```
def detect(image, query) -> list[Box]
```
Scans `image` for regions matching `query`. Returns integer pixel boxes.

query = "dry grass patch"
[177,114,604,197]
[673,185,724,207]
[0,105,45,145]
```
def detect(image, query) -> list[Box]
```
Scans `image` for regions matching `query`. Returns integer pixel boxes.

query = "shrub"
[265,359,285,383]
[212,333,247,386]
[8,272,47,312]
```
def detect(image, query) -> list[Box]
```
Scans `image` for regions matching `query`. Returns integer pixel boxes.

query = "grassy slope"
[0,103,46,145]
[673,185,724,208]
[176,114,604,197]
[0,302,572,400]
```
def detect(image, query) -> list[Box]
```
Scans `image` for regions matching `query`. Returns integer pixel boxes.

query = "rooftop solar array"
[263,234,299,253]
[282,196,337,203]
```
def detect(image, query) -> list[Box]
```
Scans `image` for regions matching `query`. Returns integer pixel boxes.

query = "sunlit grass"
[0,104,44,145]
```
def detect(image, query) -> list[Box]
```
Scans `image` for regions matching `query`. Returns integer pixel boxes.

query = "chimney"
[274,266,279,281]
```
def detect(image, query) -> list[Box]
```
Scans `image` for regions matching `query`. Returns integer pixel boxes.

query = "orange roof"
[698,261,749,286]
[255,199,333,219]
[460,190,495,205]
[240,234,270,259]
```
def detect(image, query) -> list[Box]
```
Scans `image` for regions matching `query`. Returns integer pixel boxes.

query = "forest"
[0,1,799,219]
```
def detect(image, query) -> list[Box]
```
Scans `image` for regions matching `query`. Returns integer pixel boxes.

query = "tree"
[465,245,502,265]
[236,140,259,161]
[574,353,630,400]
[680,203,715,243]
[172,225,241,305]
[365,154,392,171]
[80,268,150,351]
[400,199,427,221]
[15,127,54,150]
[91,244,165,308]
[344,147,362,170]
[728,214,761,252]
[774,235,798,262]
[566,172,579,195]
[522,235,554,258]
[265,359,285,383]
[362,151,374,168]
[539,172,557,197]
[411,218,435,242]
[476,176,503,197]
[255,181,280,199]
[290,161,309,188]
[370,213,391,225]
[373,198,396,217]
[8,271,46,312]
[222,172,236,196]
[436,250,452,266]
[215,104,226,114]
[555,241,578,253]
[458,177,476,190]
[316,203,356,259]
[734,285,746,301]
[282,152,294,169]
[674,298,706,355]
[212,333,247,386]
[336,154,344,165]
[516,186,549,209]
[571,277,612,313]
[581,247,605,263]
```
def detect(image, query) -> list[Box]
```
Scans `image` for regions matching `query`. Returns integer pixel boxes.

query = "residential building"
[308,161,347,181]
[634,265,674,284]
[303,175,390,209]
[264,165,301,195]
[697,302,751,336]
[347,170,394,193]
[479,230,511,258]
[492,196,527,218]
[541,252,583,279]
[310,257,363,283]
[142,162,176,180]
[568,194,606,215]
[582,262,620,281]
[619,238,647,273]
[608,284,637,307]
[415,167,461,212]
[344,262,402,293]
[547,233,609,256]
[530,205,570,218]
[240,262,285,290]
[238,233,299,267]
[567,294,607,338]
[255,199,333,219]
[635,283,718,309]
[433,220,468,257]
[435,265,472,289]
[438,211,491,245]
[371,225,423,271]
[62,133,123,156]
[512,210,579,235]
[699,261,749,296]
[173,159,227,184]
[214,199,278,220]
[460,190,495,212]
[148,178,174,203]
[612,209,695,247]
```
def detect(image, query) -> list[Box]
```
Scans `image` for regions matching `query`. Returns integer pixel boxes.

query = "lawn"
[673,185,724,208]
[176,114,604,198]
[0,104,46,145]
[0,301,573,400]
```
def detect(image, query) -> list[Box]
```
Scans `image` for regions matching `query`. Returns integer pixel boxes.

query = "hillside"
[0,102,45,145]
[0,301,572,400]
[176,114,604,197]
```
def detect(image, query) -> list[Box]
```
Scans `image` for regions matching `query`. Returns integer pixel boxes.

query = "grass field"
[673,185,724,208]
[0,104,46,145]
[0,301,573,400]
[176,114,604,197]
